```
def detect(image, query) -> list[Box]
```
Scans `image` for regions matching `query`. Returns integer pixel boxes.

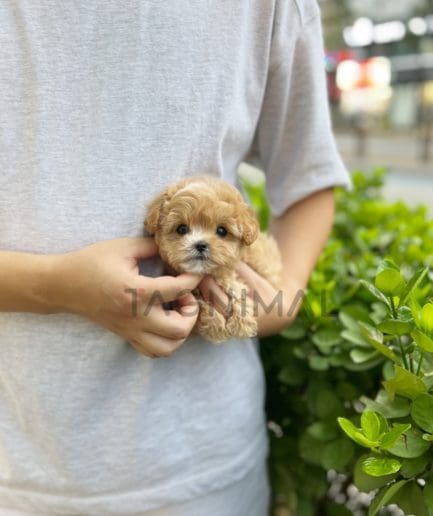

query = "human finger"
[198,276,230,315]
[176,293,200,318]
[235,262,272,298]
[135,273,203,303]
[140,303,198,340]
[124,237,159,259]
[130,331,187,358]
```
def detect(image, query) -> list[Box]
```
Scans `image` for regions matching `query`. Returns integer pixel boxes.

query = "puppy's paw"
[196,299,231,344]
[225,314,257,339]
[225,295,258,339]
[195,290,258,343]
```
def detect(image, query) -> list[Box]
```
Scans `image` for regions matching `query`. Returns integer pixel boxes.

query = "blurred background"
[319,0,433,214]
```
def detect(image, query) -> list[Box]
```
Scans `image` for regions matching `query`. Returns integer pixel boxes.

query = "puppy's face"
[144,177,259,274]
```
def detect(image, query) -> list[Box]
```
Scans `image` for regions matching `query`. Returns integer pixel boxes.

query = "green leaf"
[296,464,328,501]
[337,417,379,448]
[359,279,391,308]
[377,258,400,273]
[410,297,423,328]
[298,433,326,466]
[400,456,429,478]
[280,321,307,340]
[411,394,433,434]
[421,303,433,334]
[398,305,414,322]
[350,347,379,364]
[361,411,387,441]
[353,454,397,492]
[306,421,339,442]
[339,304,372,324]
[361,455,401,477]
[342,329,371,348]
[388,428,431,458]
[312,328,342,353]
[371,301,389,323]
[400,266,429,305]
[343,355,384,371]
[378,319,413,336]
[368,480,408,516]
[383,365,427,400]
[336,381,359,401]
[383,359,395,380]
[379,423,411,450]
[360,391,411,418]
[423,478,433,515]
[412,329,433,352]
[358,321,384,344]
[311,389,343,419]
[390,481,429,516]
[358,321,400,363]
[375,269,406,297]
[277,363,306,386]
[339,311,363,332]
[308,355,329,371]
[321,438,354,471]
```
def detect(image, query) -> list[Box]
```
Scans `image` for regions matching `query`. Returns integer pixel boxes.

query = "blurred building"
[319,0,433,137]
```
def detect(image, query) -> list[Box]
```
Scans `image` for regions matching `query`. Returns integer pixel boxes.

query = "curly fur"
[144,175,283,343]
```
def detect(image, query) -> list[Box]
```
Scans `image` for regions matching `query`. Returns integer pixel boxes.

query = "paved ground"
[335,131,433,217]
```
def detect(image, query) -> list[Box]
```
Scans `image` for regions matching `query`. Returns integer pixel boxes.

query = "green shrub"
[243,169,433,516]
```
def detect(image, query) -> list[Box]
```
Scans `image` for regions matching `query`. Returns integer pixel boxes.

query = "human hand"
[235,262,305,337]
[48,237,203,358]
[196,275,230,317]
[197,264,305,338]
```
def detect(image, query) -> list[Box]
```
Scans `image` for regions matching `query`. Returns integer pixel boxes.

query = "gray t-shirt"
[0,0,352,514]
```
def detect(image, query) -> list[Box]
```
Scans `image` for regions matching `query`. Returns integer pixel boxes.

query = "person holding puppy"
[0,1,351,515]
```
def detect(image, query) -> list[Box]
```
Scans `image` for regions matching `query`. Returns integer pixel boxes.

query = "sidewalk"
[335,131,433,217]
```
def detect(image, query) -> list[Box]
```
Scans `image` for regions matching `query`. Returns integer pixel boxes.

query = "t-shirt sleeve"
[244,0,353,217]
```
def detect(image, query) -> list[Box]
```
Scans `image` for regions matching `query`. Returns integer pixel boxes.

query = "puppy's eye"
[176,224,189,235]
[216,226,227,237]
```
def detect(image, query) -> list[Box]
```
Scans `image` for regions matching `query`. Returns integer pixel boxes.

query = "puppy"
[143,175,283,343]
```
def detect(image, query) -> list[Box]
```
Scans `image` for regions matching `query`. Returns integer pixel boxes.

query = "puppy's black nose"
[195,241,208,253]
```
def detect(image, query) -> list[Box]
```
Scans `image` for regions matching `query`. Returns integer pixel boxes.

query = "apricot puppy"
[144,175,282,343]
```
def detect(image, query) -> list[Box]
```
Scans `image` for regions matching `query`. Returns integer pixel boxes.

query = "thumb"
[236,262,268,287]
[135,273,204,303]
[126,237,159,259]
[236,261,274,300]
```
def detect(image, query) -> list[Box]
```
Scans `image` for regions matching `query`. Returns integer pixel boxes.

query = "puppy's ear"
[238,205,259,245]
[144,192,167,235]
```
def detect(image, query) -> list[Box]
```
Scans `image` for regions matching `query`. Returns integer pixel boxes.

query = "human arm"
[198,2,352,336]
[234,3,352,336]
[268,187,335,294]
[0,251,59,314]
[236,187,335,336]
[0,238,203,357]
